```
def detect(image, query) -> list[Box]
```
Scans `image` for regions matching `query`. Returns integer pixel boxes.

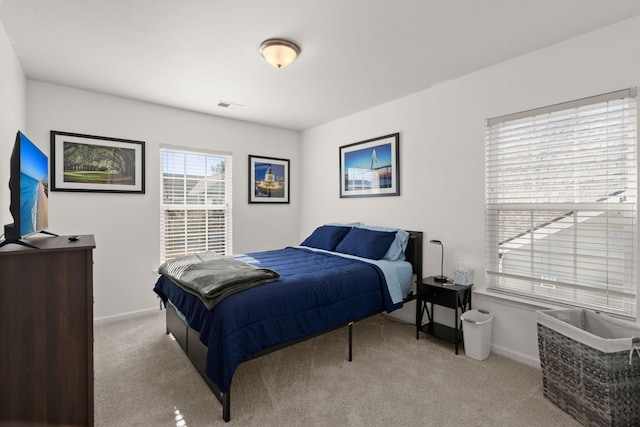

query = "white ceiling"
[2,1,640,131]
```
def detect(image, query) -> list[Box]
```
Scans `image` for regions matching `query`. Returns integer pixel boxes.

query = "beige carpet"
[94,311,579,426]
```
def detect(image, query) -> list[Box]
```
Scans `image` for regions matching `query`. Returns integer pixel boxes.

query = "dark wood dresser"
[0,234,96,426]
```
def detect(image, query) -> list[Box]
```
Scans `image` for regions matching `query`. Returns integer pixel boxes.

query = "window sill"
[473,288,568,312]
[474,288,638,322]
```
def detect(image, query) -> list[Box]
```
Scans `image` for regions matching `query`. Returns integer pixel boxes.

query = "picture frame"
[50,131,145,193]
[248,155,290,204]
[339,132,400,198]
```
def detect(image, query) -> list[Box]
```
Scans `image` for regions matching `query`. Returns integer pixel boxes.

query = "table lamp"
[429,239,448,282]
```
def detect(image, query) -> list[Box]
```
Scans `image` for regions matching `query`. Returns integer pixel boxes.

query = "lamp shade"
[259,39,300,68]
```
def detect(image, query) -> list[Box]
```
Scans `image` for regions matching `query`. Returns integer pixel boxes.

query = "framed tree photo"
[339,132,399,198]
[50,131,145,193]
[249,155,290,203]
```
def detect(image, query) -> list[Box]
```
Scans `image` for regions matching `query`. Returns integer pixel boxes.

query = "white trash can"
[460,309,494,360]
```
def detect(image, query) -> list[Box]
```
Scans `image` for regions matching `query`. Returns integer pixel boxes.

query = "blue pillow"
[335,227,397,260]
[357,225,409,261]
[300,225,352,251]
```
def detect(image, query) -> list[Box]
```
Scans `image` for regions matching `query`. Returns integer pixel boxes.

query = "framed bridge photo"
[50,131,145,193]
[339,132,400,198]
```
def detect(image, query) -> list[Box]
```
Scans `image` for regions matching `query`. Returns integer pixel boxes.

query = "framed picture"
[249,155,290,203]
[339,132,400,198]
[50,131,145,193]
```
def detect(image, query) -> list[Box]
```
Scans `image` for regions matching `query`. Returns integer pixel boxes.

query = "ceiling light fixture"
[259,38,300,69]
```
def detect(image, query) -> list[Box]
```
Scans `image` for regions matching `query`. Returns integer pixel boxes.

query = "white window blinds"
[485,88,637,318]
[160,147,232,262]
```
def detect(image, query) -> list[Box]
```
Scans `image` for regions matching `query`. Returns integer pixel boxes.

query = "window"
[160,146,232,262]
[485,88,637,318]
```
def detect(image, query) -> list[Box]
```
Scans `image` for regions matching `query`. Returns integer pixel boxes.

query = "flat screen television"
[1,131,52,249]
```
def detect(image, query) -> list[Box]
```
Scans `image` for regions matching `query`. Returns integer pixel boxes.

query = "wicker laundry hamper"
[536,309,640,427]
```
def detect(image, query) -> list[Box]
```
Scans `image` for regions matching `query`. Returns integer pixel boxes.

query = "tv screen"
[18,132,49,236]
[2,131,49,245]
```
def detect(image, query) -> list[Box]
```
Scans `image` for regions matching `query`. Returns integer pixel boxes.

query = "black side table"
[416,276,472,354]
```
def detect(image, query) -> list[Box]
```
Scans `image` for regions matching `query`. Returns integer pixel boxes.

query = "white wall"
[26,81,301,322]
[300,15,640,367]
[0,19,26,228]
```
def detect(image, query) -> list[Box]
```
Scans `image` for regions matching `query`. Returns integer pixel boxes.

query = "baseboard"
[491,343,541,369]
[94,306,160,325]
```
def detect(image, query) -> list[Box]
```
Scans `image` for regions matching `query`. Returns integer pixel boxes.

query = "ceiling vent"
[217,101,244,110]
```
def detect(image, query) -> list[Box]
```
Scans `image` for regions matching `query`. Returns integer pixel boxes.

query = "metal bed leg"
[348,322,353,362]
[222,392,230,422]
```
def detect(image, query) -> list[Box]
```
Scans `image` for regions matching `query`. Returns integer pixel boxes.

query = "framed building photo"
[249,155,290,203]
[339,132,400,198]
[50,131,145,193]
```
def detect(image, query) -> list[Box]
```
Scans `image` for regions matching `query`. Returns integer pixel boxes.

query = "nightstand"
[415,276,472,354]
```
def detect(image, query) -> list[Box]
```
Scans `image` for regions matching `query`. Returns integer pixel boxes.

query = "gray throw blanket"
[158,251,280,310]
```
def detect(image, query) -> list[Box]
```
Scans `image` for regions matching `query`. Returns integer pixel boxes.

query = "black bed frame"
[164,231,423,422]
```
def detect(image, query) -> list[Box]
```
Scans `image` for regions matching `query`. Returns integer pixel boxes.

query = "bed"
[153,225,423,422]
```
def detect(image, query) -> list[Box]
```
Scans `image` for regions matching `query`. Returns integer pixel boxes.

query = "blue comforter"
[153,246,399,394]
